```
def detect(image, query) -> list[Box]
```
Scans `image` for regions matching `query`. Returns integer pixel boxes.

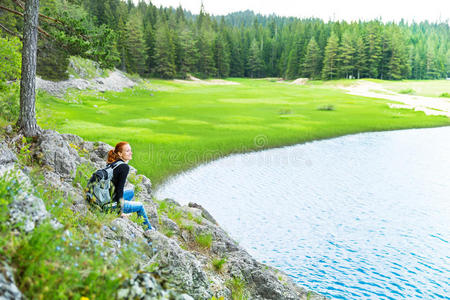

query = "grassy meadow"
[37,78,450,186]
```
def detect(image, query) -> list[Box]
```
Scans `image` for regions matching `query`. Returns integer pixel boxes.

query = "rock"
[160,216,180,235]
[8,191,50,233]
[37,130,80,177]
[5,125,13,135]
[0,262,23,300]
[117,272,194,300]
[107,217,145,243]
[60,133,84,146]
[93,142,113,160]
[163,198,181,207]
[147,231,212,299]
[0,142,17,165]
[188,203,218,225]
[137,174,153,197]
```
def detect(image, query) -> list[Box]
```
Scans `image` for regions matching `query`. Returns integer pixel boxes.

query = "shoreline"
[342,80,450,117]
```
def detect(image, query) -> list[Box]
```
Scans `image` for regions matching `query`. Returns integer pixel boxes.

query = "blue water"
[156,127,450,299]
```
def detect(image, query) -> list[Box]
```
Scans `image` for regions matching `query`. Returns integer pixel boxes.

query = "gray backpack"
[85,160,124,211]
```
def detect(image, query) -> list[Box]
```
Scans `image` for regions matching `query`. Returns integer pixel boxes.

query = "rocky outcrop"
[36,70,136,98]
[0,262,23,300]
[0,129,327,300]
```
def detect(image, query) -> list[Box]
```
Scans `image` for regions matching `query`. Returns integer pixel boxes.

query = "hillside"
[0,126,327,299]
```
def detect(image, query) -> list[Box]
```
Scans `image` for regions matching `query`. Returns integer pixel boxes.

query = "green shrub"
[0,83,20,122]
[72,161,96,188]
[0,36,22,85]
[439,92,450,98]
[212,257,227,272]
[226,276,248,300]
[161,227,174,237]
[317,104,335,111]
[195,233,213,248]
[399,88,415,94]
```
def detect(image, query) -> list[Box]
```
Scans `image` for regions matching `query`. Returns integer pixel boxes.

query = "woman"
[107,142,153,231]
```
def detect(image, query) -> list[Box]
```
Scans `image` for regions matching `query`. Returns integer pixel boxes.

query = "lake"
[156,127,450,299]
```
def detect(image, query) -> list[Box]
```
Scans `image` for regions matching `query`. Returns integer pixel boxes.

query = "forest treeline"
[1,0,449,81]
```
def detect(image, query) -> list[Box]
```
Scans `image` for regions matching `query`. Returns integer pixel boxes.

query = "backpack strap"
[108,160,125,170]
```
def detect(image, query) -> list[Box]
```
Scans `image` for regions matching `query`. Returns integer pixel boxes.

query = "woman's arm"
[112,163,129,213]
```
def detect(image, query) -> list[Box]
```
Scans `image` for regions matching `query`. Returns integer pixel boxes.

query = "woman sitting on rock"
[107,142,153,231]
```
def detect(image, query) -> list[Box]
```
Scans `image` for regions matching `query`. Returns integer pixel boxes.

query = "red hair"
[107,141,129,163]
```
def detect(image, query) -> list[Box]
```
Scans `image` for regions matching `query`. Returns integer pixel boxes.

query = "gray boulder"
[37,130,80,177]
[0,263,23,300]
[147,231,212,299]
[0,142,17,166]
[93,142,113,160]
[117,272,194,300]
[188,202,218,225]
[8,191,50,233]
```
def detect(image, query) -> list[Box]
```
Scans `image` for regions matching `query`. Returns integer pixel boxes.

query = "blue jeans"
[123,190,152,230]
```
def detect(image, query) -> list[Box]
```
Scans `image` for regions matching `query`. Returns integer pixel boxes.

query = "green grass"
[195,233,213,248]
[399,88,416,95]
[212,256,227,272]
[226,276,249,300]
[36,78,450,186]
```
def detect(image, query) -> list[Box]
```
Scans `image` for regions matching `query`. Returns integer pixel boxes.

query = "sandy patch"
[291,78,309,85]
[174,75,240,85]
[342,81,450,118]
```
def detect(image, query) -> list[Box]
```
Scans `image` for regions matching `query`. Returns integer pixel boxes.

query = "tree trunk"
[17,0,40,137]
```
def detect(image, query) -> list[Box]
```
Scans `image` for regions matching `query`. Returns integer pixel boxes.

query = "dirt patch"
[174,75,240,85]
[291,78,309,85]
[342,80,450,118]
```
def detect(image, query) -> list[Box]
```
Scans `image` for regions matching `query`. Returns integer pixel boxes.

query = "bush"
[212,257,227,272]
[399,88,415,94]
[195,233,213,248]
[0,83,20,122]
[0,36,22,85]
[226,276,248,300]
[439,92,450,98]
[317,104,335,111]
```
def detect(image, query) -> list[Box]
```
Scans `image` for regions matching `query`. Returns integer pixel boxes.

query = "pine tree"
[365,22,383,78]
[302,37,321,79]
[247,38,264,78]
[213,34,230,78]
[124,14,148,75]
[387,29,410,80]
[176,26,198,78]
[285,49,298,79]
[354,36,368,79]
[153,19,176,78]
[195,29,216,77]
[339,31,355,78]
[321,33,340,80]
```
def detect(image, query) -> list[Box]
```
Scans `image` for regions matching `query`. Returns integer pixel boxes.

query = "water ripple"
[157,127,450,299]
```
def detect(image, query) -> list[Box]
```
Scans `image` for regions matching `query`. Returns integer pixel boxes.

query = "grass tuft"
[195,233,213,248]
[399,88,415,94]
[212,257,227,272]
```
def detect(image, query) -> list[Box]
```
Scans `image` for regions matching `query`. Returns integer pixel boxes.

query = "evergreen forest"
[1,0,449,82]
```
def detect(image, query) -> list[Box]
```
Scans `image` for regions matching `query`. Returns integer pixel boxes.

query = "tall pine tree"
[321,33,340,80]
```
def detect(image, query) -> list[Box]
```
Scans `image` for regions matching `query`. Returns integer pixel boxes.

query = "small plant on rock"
[195,233,213,249]
[212,257,227,272]
[226,276,249,300]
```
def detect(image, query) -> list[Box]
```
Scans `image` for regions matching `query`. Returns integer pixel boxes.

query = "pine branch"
[0,4,53,38]
[0,22,22,39]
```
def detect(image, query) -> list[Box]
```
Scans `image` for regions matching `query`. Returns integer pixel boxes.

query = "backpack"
[85,160,124,211]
